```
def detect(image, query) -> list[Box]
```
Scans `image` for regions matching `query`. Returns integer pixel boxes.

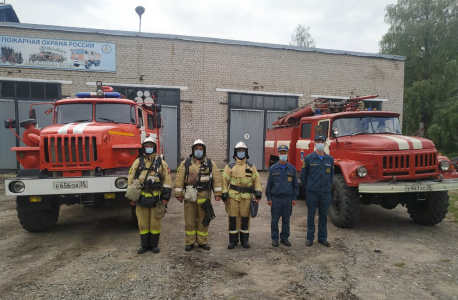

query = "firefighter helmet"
[191,139,206,156]
[142,136,157,154]
[233,141,249,159]
[142,136,157,146]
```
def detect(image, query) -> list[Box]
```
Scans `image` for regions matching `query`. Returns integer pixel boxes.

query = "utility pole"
[135,6,145,32]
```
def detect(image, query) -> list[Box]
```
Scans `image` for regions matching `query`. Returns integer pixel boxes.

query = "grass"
[447,193,458,224]
[441,259,451,262]
[395,263,406,267]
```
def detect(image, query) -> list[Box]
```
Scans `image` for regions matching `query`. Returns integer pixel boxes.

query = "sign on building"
[0,35,116,72]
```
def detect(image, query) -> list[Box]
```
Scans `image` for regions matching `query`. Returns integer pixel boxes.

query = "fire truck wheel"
[85,61,92,69]
[131,205,138,227]
[329,175,360,228]
[406,191,449,226]
[16,204,60,232]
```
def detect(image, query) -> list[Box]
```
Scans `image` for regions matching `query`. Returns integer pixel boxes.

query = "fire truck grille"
[43,136,98,165]
[381,152,436,177]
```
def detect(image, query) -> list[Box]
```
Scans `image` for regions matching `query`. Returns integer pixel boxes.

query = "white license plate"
[405,184,433,192]
[53,181,88,190]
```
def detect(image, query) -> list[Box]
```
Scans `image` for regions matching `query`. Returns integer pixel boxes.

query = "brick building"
[0,22,405,171]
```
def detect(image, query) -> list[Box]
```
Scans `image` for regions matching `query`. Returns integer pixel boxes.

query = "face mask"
[316,143,325,151]
[145,148,154,154]
[279,155,288,162]
[237,152,245,159]
[194,150,203,159]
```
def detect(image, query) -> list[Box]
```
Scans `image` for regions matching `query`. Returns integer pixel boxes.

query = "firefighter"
[127,136,172,254]
[221,142,262,249]
[300,134,334,247]
[266,144,299,247]
[175,139,223,251]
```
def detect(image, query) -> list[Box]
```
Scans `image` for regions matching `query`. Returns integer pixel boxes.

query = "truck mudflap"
[5,176,127,196]
[358,178,458,193]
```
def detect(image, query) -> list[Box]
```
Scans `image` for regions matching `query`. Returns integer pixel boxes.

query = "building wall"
[0,25,405,167]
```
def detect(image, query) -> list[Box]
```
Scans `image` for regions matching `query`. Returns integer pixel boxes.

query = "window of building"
[0,81,61,99]
[229,94,298,111]
[112,86,180,106]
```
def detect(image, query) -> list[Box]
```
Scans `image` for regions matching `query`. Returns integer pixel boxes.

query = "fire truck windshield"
[95,103,135,124]
[56,104,93,124]
[332,116,402,137]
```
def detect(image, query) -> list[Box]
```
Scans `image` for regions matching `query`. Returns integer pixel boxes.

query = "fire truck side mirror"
[419,122,425,137]
[29,108,36,120]
[4,119,16,129]
[155,104,162,113]
[45,108,54,115]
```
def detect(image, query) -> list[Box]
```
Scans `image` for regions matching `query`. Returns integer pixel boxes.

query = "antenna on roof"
[135,6,145,33]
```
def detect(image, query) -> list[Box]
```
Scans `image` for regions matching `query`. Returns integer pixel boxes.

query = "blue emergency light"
[76,92,122,98]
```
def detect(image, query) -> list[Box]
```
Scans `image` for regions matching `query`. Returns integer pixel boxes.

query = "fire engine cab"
[4,82,163,232]
[265,95,458,228]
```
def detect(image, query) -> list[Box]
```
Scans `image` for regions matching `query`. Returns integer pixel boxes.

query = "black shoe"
[240,232,250,249]
[228,241,237,249]
[306,240,313,247]
[137,247,149,254]
[281,239,291,246]
[198,244,211,250]
[185,244,194,251]
[272,240,279,247]
[152,247,160,253]
[318,240,330,247]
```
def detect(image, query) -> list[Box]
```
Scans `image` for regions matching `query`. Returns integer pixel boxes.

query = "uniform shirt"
[300,152,334,194]
[221,158,262,200]
[175,156,223,200]
[127,154,172,198]
[265,162,299,200]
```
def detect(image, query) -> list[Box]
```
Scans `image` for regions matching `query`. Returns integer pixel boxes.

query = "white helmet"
[191,139,206,156]
[233,141,249,159]
[142,136,157,146]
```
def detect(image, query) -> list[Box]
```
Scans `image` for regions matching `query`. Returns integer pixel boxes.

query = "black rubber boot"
[150,233,160,253]
[198,244,211,250]
[185,244,194,251]
[228,233,238,249]
[138,234,150,254]
[240,217,250,248]
[240,232,251,248]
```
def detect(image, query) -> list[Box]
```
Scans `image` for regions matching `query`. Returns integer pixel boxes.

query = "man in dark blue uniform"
[300,134,334,247]
[266,144,300,247]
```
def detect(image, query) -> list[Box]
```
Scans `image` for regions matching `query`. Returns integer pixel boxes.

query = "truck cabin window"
[332,116,402,137]
[96,103,135,124]
[56,104,93,124]
[71,49,85,54]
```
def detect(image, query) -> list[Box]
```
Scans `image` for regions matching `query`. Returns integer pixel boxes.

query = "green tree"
[379,0,458,153]
[290,24,316,48]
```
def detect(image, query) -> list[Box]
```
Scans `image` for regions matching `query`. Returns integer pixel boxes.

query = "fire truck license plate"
[405,184,433,192]
[53,181,88,190]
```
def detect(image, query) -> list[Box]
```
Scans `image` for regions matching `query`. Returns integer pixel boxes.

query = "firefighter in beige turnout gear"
[222,141,262,249]
[175,139,223,251]
[128,137,172,254]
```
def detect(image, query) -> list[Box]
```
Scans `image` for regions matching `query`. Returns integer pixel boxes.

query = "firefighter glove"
[201,198,215,226]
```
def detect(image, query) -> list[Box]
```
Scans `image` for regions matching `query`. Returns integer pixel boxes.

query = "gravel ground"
[1,172,458,300]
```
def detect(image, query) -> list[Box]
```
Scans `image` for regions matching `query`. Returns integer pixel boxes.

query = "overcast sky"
[5,0,397,54]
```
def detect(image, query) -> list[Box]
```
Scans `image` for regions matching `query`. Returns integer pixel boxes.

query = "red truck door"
[297,121,314,165]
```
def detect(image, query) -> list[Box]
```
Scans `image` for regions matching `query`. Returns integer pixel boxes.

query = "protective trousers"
[184,201,209,245]
[305,191,332,242]
[136,206,161,248]
[271,195,293,241]
[225,197,250,242]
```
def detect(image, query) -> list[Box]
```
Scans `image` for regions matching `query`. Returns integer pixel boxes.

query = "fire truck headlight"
[356,166,368,178]
[440,161,450,171]
[10,181,25,193]
[115,177,128,189]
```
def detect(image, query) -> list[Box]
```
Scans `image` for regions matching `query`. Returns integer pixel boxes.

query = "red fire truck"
[265,95,458,227]
[4,82,163,232]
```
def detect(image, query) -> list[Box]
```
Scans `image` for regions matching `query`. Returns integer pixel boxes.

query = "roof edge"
[0,22,406,61]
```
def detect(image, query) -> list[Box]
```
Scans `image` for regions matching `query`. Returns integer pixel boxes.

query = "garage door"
[161,105,178,170]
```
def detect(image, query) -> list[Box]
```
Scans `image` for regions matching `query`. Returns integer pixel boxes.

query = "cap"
[277,144,289,152]
[315,135,326,142]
